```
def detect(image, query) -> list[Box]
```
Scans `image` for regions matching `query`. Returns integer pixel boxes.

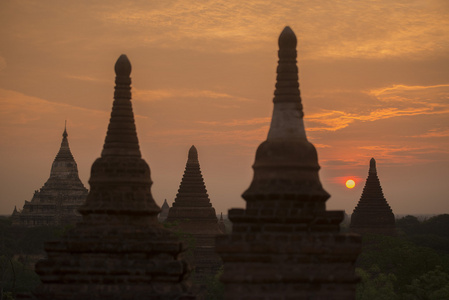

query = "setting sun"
[345,179,355,189]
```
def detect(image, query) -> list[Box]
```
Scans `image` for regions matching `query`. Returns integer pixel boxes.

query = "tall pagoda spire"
[166,145,216,217]
[34,55,193,300]
[350,158,396,236]
[165,145,224,280]
[216,27,361,299]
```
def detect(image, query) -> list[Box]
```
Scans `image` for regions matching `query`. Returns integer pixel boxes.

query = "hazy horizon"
[1,0,448,216]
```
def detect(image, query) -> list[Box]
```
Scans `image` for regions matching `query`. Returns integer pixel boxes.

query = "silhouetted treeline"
[356,214,449,299]
[0,216,68,298]
[2,215,449,299]
[396,214,449,254]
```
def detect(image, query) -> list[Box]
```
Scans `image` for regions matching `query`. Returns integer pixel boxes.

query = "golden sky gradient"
[1,0,448,215]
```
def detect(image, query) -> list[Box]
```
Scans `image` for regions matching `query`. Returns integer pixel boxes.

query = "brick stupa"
[350,158,396,236]
[215,27,361,299]
[158,199,170,222]
[165,145,224,280]
[12,125,88,226]
[33,55,193,300]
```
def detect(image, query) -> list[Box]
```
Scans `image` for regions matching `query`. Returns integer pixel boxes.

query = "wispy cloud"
[196,117,270,127]
[369,84,449,97]
[65,74,108,83]
[0,88,108,126]
[147,125,269,148]
[133,88,253,102]
[357,145,449,164]
[410,129,449,138]
[307,84,449,131]
[97,0,449,58]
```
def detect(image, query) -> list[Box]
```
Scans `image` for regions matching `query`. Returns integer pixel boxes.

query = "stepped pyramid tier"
[165,145,224,280]
[216,27,361,299]
[12,125,88,226]
[34,55,194,300]
[158,198,170,221]
[350,158,396,236]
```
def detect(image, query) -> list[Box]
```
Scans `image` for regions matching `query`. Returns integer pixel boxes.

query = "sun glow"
[345,179,355,189]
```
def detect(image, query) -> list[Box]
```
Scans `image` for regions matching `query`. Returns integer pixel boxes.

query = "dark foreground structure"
[350,158,396,236]
[215,27,362,299]
[165,146,224,281]
[33,55,193,300]
[12,126,88,227]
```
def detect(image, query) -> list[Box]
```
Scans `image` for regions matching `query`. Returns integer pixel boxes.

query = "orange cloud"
[306,84,449,131]
[133,88,253,102]
[410,129,449,138]
[197,117,270,127]
[369,84,449,98]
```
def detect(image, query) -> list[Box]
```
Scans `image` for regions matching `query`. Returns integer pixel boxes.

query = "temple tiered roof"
[34,55,193,300]
[215,27,361,299]
[12,125,88,226]
[165,145,224,280]
[166,145,220,228]
[350,158,396,236]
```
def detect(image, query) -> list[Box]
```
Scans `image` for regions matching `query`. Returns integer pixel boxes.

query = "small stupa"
[33,55,193,300]
[158,199,170,221]
[218,213,226,234]
[350,158,396,236]
[165,145,224,280]
[12,125,88,226]
[215,27,361,299]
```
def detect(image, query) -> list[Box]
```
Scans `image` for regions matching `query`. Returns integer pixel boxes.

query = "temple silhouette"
[158,199,170,221]
[165,145,224,281]
[20,27,364,299]
[33,55,193,299]
[216,26,361,299]
[350,158,396,236]
[12,126,88,227]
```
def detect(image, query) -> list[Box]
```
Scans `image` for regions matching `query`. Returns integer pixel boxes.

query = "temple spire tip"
[63,120,68,138]
[369,158,377,173]
[188,145,198,161]
[279,26,297,49]
[115,54,132,77]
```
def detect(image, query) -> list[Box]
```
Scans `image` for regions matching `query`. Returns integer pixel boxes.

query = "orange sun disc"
[345,179,355,189]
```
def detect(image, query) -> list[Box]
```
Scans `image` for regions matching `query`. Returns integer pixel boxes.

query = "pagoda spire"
[101,54,141,157]
[350,158,396,235]
[216,27,361,299]
[165,145,224,281]
[243,26,328,200]
[34,55,193,299]
[54,123,74,161]
[167,145,214,212]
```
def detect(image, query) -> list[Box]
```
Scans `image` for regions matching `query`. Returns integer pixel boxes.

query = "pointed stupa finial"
[115,54,132,77]
[63,120,68,138]
[188,145,198,162]
[369,158,377,174]
[101,54,141,157]
[278,26,297,49]
[54,122,74,161]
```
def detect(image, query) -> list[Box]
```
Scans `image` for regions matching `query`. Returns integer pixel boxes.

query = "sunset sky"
[1,0,448,216]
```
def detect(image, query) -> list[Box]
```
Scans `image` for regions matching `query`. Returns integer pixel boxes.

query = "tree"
[356,265,398,300]
[403,266,449,300]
